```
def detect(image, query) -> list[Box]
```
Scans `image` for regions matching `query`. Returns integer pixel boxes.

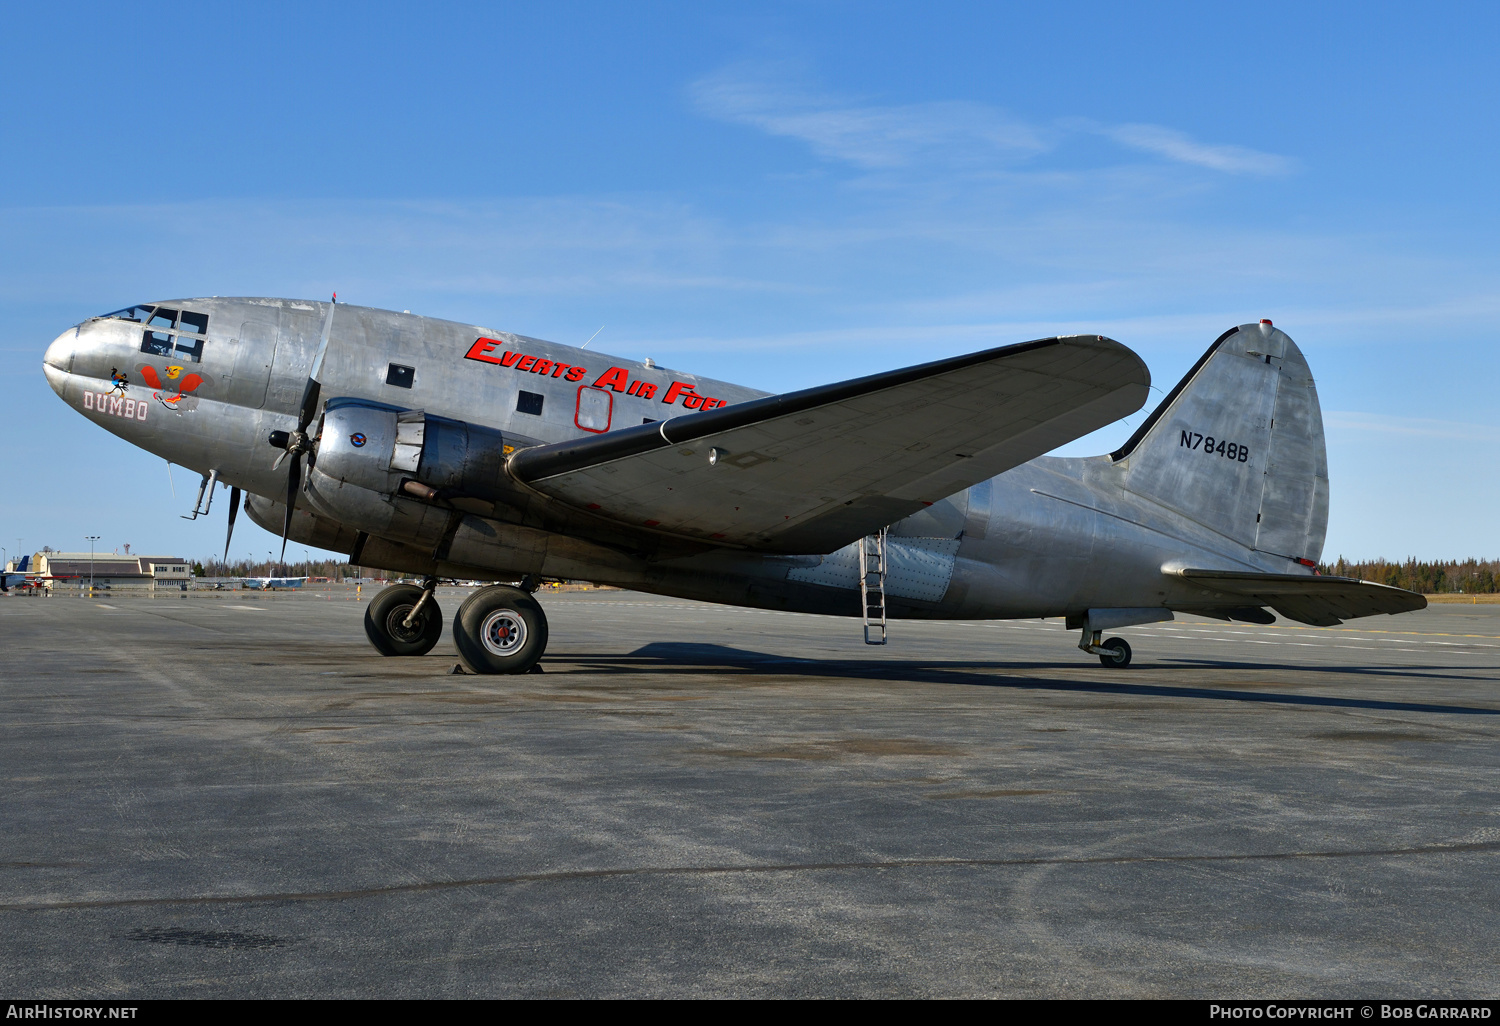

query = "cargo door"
[266,305,323,414]
[230,320,277,408]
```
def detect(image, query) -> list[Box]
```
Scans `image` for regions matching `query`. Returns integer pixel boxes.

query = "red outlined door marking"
[575,385,613,433]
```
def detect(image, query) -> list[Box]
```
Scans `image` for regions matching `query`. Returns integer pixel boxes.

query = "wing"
[509,334,1149,553]
[1170,568,1427,626]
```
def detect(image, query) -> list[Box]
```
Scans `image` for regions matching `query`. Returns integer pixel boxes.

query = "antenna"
[581,325,604,350]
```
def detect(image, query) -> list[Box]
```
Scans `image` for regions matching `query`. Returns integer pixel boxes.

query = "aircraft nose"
[43,329,75,375]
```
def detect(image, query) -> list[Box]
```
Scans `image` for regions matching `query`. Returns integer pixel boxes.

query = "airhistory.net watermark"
[5,1008,137,1020]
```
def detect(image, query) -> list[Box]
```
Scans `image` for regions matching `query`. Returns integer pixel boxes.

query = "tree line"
[1320,558,1499,594]
[192,558,364,579]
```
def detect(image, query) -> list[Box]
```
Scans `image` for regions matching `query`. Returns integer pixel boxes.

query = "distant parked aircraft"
[241,576,308,590]
[1,555,35,592]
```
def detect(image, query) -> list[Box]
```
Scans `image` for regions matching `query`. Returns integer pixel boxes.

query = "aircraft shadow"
[545,642,1500,718]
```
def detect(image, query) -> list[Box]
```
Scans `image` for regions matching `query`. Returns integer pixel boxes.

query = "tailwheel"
[1097,637,1132,668]
[364,583,443,657]
[453,585,549,674]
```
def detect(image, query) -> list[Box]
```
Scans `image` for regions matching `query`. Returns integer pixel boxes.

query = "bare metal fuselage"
[42,298,1320,622]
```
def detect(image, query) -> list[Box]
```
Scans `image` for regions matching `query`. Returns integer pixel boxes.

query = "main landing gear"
[452,582,549,675]
[364,578,444,657]
[362,577,551,674]
[363,576,552,672]
[1079,629,1133,668]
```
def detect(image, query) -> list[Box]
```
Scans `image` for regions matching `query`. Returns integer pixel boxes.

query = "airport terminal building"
[21,552,192,593]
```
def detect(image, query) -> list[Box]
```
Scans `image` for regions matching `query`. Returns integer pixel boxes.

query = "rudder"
[1109,321,1328,564]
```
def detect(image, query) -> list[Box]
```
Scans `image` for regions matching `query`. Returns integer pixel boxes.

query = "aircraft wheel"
[454,585,488,624]
[453,586,548,674]
[364,584,443,657]
[1097,637,1132,668]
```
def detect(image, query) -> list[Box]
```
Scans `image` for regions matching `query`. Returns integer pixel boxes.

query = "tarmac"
[2,586,1498,998]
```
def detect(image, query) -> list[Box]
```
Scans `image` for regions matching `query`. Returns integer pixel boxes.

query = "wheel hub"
[385,605,425,643]
[480,609,526,656]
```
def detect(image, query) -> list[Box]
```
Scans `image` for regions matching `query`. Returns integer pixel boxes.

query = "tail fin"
[1110,321,1328,563]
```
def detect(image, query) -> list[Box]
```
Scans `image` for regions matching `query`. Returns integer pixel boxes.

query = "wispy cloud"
[693,64,1295,179]
[1324,411,1500,441]
[691,67,1045,169]
[1099,122,1295,176]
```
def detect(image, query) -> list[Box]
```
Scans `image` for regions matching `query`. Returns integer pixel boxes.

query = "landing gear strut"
[1079,629,1132,668]
[452,584,549,674]
[364,577,444,656]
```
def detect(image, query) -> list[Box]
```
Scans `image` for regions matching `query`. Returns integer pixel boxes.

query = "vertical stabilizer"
[1109,322,1328,563]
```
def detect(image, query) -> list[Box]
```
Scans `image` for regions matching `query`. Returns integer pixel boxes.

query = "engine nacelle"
[313,398,513,502]
[298,398,528,548]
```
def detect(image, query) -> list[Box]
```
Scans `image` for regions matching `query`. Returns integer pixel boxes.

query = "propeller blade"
[280,454,302,564]
[223,486,241,566]
[294,297,337,434]
[294,379,322,437]
[269,295,334,565]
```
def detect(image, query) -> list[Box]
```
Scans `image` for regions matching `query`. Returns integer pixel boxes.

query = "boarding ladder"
[859,528,888,645]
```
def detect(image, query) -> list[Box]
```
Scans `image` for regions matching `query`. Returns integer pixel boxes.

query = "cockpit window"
[172,334,204,362]
[135,308,209,362]
[99,305,155,323]
[142,330,173,357]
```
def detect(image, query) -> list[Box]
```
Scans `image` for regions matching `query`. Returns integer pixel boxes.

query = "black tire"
[1098,637,1132,668]
[453,586,548,674]
[454,585,489,624]
[364,584,443,657]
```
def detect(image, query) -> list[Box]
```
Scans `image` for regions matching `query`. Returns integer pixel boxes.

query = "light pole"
[85,536,101,596]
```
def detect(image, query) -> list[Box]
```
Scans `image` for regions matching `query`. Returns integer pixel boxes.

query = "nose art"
[44,329,75,374]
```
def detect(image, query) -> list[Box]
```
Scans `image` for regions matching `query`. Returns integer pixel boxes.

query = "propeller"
[268,295,337,562]
[223,486,241,567]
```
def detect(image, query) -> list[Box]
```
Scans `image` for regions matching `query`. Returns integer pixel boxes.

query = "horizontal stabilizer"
[1169,568,1427,627]
[509,335,1149,553]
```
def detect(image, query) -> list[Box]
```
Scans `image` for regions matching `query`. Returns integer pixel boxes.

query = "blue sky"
[2,1,1496,565]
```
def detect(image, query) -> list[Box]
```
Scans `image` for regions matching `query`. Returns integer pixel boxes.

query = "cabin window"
[516,390,544,416]
[148,308,178,330]
[386,363,415,388]
[575,385,612,433]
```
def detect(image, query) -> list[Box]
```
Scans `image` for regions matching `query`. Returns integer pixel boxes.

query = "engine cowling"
[301,398,521,544]
[314,399,513,501]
